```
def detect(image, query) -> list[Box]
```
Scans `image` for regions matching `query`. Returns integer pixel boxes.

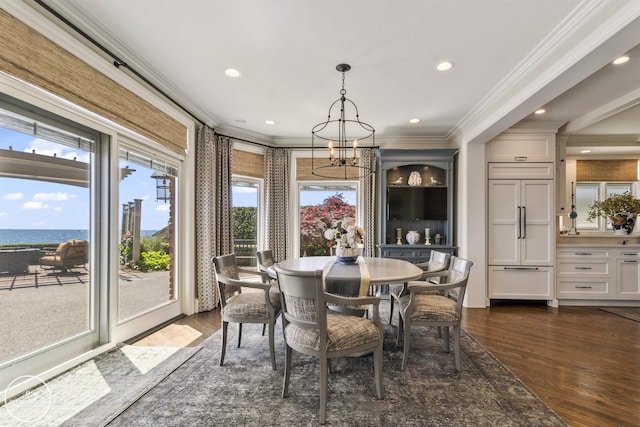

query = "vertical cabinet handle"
[517,206,521,239]
[522,206,526,239]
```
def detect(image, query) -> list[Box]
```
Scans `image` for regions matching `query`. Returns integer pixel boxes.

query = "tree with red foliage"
[300,193,355,256]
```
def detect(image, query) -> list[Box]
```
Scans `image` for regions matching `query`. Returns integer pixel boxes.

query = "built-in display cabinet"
[376,149,457,263]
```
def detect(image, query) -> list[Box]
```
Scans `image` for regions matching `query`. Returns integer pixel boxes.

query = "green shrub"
[136,251,170,271]
[140,235,168,253]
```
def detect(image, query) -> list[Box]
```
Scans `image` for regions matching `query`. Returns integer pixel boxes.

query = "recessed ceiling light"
[612,55,630,65]
[409,118,421,124]
[235,119,247,124]
[580,149,592,154]
[535,108,546,115]
[224,68,241,78]
[436,61,453,72]
[265,120,275,125]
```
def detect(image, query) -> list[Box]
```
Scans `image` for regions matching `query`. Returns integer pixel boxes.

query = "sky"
[1,127,356,230]
[0,128,170,231]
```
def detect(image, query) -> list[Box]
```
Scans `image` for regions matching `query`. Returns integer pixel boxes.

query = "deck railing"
[234,239,257,267]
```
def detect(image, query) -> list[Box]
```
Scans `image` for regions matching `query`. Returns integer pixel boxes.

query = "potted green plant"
[587,192,640,235]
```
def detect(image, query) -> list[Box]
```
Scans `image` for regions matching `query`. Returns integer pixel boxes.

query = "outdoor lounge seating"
[39,239,88,272]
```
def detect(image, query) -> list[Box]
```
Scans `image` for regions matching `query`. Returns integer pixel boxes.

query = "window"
[232,177,260,267]
[576,182,633,232]
[118,147,178,321]
[298,183,357,256]
[0,95,102,391]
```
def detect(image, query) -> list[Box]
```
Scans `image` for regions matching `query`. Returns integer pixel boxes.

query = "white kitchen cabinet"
[488,266,554,299]
[556,248,614,299]
[556,246,640,301]
[488,179,554,266]
[488,174,554,300]
[616,250,640,299]
[486,133,555,163]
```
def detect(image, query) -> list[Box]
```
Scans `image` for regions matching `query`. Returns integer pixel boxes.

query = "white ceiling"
[29,1,640,150]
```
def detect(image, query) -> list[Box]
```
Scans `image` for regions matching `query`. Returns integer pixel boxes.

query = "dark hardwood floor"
[134,302,640,427]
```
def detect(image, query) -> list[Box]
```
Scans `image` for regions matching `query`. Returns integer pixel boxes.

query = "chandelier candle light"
[311,64,375,179]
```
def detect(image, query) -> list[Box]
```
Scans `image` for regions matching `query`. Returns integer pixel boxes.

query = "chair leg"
[268,320,277,370]
[320,357,328,425]
[401,319,411,371]
[389,296,394,324]
[219,321,228,366]
[396,312,404,347]
[453,325,461,372]
[262,324,266,336]
[374,341,384,399]
[282,344,292,398]
[443,325,450,353]
[237,323,242,348]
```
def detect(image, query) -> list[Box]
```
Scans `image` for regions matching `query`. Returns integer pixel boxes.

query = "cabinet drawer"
[488,266,553,299]
[557,249,611,258]
[381,248,416,261]
[557,260,610,275]
[617,250,640,258]
[557,279,611,298]
[488,163,554,179]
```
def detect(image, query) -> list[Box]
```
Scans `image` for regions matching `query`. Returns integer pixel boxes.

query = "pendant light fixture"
[311,64,375,179]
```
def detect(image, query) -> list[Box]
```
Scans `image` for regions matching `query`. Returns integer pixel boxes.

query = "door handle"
[517,206,521,239]
[521,206,526,239]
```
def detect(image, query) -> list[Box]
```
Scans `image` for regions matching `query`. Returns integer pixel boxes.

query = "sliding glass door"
[0,96,102,391]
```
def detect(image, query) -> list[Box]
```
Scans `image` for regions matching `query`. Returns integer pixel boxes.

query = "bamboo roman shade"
[297,158,358,180]
[0,10,187,154]
[232,149,264,178]
[576,160,638,182]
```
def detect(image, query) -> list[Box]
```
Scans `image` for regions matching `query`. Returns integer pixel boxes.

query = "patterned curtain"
[195,125,234,311]
[263,147,291,262]
[358,148,377,257]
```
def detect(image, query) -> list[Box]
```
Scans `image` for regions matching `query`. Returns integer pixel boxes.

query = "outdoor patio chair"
[213,253,282,370]
[39,239,88,273]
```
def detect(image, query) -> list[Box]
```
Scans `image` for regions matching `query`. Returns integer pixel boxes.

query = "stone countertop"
[556,235,640,247]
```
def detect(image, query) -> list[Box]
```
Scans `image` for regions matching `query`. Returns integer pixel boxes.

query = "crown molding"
[451,0,640,146]
[1,0,195,127]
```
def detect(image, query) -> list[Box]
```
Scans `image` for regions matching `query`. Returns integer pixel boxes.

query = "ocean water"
[0,229,158,245]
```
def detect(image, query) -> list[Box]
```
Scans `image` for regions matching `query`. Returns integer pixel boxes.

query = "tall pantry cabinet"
[486,131,556,304]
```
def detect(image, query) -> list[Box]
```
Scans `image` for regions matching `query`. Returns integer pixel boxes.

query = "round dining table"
[269,256,423,285]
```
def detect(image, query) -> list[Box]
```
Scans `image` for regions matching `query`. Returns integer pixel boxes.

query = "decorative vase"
[335,244,359,264]
[408,171,422,186]
[396,228,403,245]
[610,214,636,235]
[406,230,420,245]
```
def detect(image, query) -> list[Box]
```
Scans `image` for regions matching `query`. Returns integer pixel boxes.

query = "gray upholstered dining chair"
[212,253,281,370]
[273,265,384,425]
[256,249,276,283]
[396,256,473,372]
[388,250,451,323]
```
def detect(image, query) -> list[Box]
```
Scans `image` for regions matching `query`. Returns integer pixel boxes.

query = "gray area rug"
[600,306,640,322]
[109,303,566,427]
[0,344,200,427]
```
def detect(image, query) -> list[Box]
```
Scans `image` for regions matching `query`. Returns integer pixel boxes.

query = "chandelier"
[311,64,375,179]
